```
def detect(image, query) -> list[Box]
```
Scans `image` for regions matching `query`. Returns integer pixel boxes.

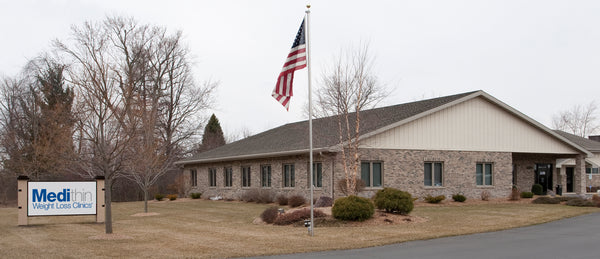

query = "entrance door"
[535,164,553,195]
[566,167,574,193]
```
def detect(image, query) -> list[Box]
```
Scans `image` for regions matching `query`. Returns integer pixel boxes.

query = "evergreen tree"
[199,114,226,152]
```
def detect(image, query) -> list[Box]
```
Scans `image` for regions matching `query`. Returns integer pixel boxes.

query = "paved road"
[255,213,600,259]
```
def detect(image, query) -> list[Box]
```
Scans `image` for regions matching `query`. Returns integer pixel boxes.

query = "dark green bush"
[424,195,446,204]
[373,188,414,214]
[261,206,280,224]
[273,208,327,225]
[276,194,288,206]
[332,195,374,221]
[520,192,534,198]
[190,193,202,199]
[452,194,467,202]
[531,184,543,195]
[167,194,178,201]
[315,196,334,208]
[566,198,595,207]
[288,195,306,208]
[154,194,165,201]
[532,196,560,204]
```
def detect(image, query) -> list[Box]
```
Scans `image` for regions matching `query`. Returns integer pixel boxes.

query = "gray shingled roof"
[553,130,600,152]
[178,91,478,164]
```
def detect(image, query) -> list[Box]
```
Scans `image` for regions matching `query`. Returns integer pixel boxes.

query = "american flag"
[272,19,307,110]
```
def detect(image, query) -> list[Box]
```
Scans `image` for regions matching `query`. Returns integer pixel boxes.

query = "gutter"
[175,147,334,165]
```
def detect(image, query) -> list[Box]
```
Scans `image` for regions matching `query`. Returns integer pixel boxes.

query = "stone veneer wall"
[332,149,513,200]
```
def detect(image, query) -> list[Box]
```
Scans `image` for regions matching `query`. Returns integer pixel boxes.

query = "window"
[424,162,443,186]
[308,162,322,188]
[261,165,271,187]
[191,169,197,187]
[242,166,251,187]
[224,167,233,187]
[586,168,599,174]
[361,161,382,187]
[209,168,217,187]
[476,163,493,186]
[283,164,295,187]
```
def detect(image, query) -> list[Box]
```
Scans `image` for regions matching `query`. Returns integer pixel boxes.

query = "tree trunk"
[105,178,113,234]
[144,188,148,213]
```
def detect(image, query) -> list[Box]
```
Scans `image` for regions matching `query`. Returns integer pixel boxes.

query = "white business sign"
[28,181,97,216]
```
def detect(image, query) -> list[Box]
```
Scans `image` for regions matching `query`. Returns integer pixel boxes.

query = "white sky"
[1,0,599,138]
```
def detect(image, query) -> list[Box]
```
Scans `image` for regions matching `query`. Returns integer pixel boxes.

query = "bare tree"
[552,101,599,137]
[315,44,387,195]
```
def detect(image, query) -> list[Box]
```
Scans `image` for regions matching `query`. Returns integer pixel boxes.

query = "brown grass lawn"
[0,199,597,258]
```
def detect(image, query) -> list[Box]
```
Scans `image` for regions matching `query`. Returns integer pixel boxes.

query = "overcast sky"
[1,0,599,138]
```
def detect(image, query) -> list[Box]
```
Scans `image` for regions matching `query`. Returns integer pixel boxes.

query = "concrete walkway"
[254,212,600,259]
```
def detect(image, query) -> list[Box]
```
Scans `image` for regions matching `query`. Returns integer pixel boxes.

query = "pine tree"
[199,114,226,152]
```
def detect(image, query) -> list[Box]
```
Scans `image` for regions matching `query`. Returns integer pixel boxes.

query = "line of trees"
[0,16,217,233]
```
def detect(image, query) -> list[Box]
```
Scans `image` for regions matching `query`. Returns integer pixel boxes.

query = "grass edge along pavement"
[0,198,597,258]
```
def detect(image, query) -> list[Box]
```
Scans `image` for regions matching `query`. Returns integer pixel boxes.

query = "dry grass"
[0,199,597,258]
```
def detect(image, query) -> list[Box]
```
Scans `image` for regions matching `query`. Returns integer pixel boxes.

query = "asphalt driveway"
[255,212,600,259]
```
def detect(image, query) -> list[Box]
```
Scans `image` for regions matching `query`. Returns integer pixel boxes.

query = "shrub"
[424,195,446,204]
[373,188,414,214]
[332,195,374,221]
[336,178,366,196]
[261,206,280,224]
[273,208,327,225]
[554,196,579,202]
[509,187,520,201]
[480,190,491,201]
[531,184,543,195]
[190,193,202,199]
[241,188,260,203]
[592,194,600,203]
[315,196,334,208]
[257,189,274,204]
[452,194,467,202]
[154,194,165,201]
[288,195,306,208]
[532,196,560,204]
[520,192,534,198]
[566,198,595,207]
[241,188,274,203]
[167,194,178,201]
[276,194,288,206]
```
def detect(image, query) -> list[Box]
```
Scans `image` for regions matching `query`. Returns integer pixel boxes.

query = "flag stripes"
[272,19,307,110]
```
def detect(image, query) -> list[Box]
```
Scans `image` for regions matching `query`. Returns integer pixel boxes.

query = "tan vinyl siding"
[362,97,579,154]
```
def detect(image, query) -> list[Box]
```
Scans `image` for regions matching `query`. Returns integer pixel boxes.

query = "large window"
[476,163,493,186]
[209,168,217,187]
[261,165,271,187]
[361,161,382,187]
[586,168,599,174]
[283,164,295,187]
[191,169,197,187]
[242,166,251,187]
[424,162,443,187]
[308,162,322,188]
[224,167,233,187]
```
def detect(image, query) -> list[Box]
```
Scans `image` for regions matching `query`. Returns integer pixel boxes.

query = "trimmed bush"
[257,190,274,203]
[167,194,177,201]
[332,195,375,221]
[288,195,306,208]
[531,184,543,195]
[566,198,595,207]
[373,188,414,214]
[241,189,274,203]
[452,194,467,202]
[315,196,334,208]
[154,194,165,201]
[241,188,260,203]
[276,194,288,206]
[190,193,202,199]
[273,208,327,225]
[480,190,491,201]
[532,196,560,204]
[520,192,534,198]
[261,206,280,224]
[424,195,446,204]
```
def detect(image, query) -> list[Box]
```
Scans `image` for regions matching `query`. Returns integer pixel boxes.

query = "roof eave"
[175,147,335,165]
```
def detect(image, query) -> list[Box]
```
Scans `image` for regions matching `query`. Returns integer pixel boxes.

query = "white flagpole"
[305,4,314,237]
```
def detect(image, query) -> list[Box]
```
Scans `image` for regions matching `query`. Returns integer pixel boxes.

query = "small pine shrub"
[566,198,595,207]
[373,188,414,214]
[190,193,202,199]
[452,194,467,202]
[424,195,446,204]
[288,195,306,208]
[509,187,521,201]
[167,194,177,201]
[520,192,534,198]
[273,208,327,225]
[531,184,543,195]
[276,194,289,206]
[261,206,280,224]
[480,190,491,201]
[315,196,334,208]
[532,196,560,204]
[332,195,375,221]
[154,194,165,201]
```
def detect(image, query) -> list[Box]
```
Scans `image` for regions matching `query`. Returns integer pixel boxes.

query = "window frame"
[476,163,493,186]
[307,162,323,188]
[208,168,217,187]
[283,164,295,188]
[361,161,383,188]
[241,166,251,188]
[224,167,233,187]
[191,169,197,187]
[586,167,599,174]
[424,162,443,187]
[261,164,272,188]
